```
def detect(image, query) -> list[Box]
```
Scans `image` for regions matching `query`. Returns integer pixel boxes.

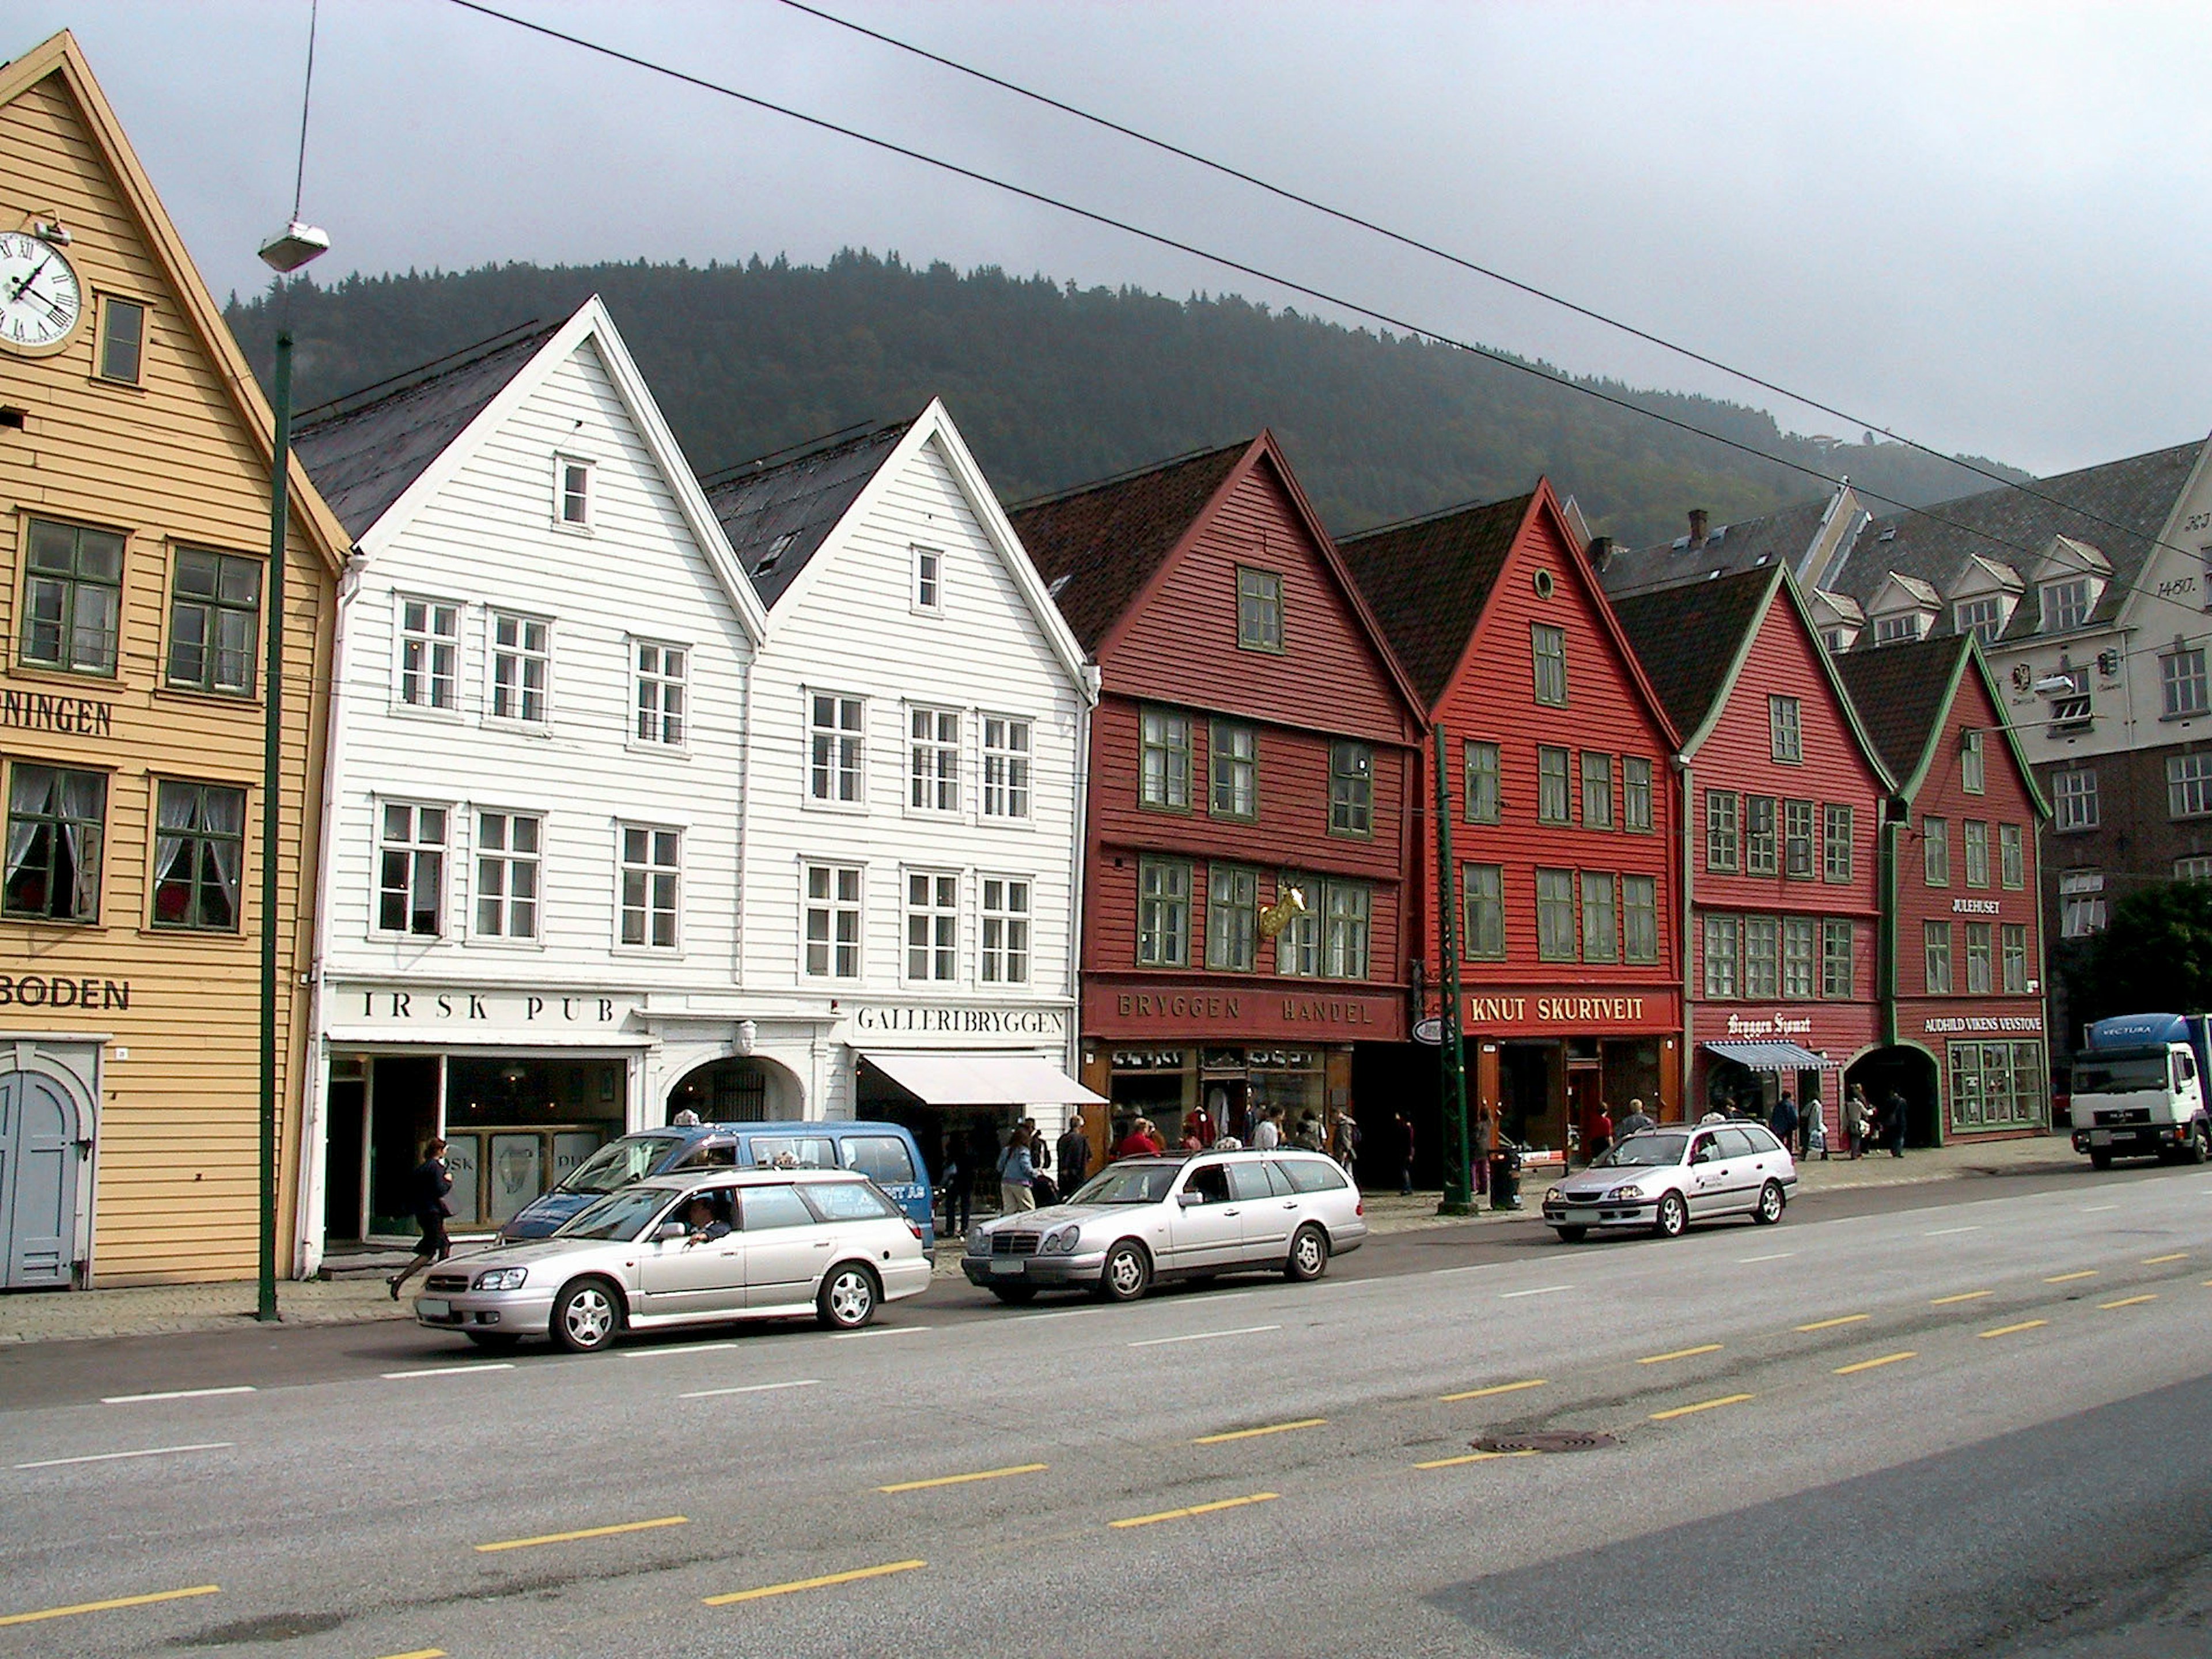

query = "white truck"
[2070,1012,2212,1169]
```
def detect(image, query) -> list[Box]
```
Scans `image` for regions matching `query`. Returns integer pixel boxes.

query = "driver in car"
[683,1196,732,1242]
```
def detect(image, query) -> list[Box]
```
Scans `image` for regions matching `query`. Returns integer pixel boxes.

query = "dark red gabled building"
[1341,483,1684,1159]
[1010,436,1429,1166]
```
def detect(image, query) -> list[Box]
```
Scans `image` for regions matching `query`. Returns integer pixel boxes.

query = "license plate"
[989,1260,1022,1276]
[2089,1130,2112,1146]
[418,1298,450,1318]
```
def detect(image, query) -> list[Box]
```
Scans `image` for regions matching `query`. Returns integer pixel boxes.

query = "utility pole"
[1433,722,1471,1214]
[256,332,292,1323]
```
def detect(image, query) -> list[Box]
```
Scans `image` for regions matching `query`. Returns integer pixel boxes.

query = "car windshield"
[559,1134,679,1196]
[1593,1132,1689,1168]
[2075,1054,2169,1095]
[1070,1164,1180,1205]
[555,1187,675,1241]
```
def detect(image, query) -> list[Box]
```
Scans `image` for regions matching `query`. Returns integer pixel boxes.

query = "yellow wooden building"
[0,32,347,1286]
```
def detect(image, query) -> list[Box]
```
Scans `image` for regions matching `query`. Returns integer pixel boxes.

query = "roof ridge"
[699,417,913,490]
[294,319,556,427]
[1339,487,1535,543]
[1861,436,2205,527]
[1005,438,1249,512]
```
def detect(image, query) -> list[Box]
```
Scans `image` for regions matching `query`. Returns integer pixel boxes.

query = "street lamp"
[253,218,327,1323]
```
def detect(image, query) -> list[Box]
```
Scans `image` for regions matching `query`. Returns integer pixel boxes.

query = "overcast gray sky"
[5,0,2207,477]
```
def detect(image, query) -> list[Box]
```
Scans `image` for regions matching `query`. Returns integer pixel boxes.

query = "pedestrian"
[1056,1112,1092,1195]
[938,1132,972,1236]
[388,1136,454,1300]
[1884,1088,1908,1158]
[1296,1113,1325,1152]
[1805,1097,1828,1160]
[1251,1107,1282,1150]
[1770,1092,1798,1152]
[1844,1085,1869,1158]
[1618,1098,1655,1138]
[1113,1116,1164,1159]
[997,1123,1037,1212]
[1330,1110,1361,1169]
[1180,1112,1209,1152]
[1023,1117,1050,1180]
[1391,1111,1416,1195]
[1584,1104,1615,1166]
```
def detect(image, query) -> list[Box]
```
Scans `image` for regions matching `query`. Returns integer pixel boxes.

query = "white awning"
[1703,1040,1838,1071]
[859,1051,1105,1107]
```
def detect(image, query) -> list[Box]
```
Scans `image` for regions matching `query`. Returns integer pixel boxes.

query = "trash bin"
[1488,1142,1523,1210]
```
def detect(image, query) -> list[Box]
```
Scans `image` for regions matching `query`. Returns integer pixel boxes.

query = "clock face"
[0,230,83,351]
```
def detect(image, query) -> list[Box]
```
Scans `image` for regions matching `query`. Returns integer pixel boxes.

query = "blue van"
[498,1120,936,1247]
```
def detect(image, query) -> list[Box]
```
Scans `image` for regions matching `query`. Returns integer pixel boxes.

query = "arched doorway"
[1,1066,83,1287]
[666,1055,803,1124]
[1844,1045,1942,1149]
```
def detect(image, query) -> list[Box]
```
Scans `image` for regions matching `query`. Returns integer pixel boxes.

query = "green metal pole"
[258,333,293,1324]
[1434,722,1471,1215]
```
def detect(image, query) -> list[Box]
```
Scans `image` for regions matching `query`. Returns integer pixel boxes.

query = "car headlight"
[1603,1185,1647,1202]
[966,1226,988,1256]
[1041,1225,1084,1255]
[472,1267,529,1291]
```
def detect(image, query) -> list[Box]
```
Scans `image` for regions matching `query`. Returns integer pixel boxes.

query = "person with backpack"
[997,1123,1037,1212]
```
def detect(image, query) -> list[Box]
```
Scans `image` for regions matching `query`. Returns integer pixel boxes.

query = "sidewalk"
[0,1136,2084,1346]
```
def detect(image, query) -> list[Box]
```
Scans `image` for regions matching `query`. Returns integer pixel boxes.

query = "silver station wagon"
[1542,1123,1798,1241]
[962,1149,1367,1304]
[412,1167,932,1352]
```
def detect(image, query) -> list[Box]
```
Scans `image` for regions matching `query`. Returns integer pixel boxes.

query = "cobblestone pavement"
[0,1134,2081,1346]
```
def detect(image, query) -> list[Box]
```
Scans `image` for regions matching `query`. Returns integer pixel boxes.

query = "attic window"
[1047,572,1073,599]
[2039,577,2091,632]
[1877,527,1897,543]
[556,459,592,528]
[755,531,798,574]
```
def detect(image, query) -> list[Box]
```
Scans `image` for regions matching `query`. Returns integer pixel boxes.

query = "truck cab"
[2070,1013,2212,1169]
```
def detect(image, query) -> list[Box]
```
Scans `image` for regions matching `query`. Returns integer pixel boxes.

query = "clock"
[0,230,83,352]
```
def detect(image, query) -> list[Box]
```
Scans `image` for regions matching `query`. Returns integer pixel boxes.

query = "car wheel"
[1552,1225,1587,1244]
[552,1279,622,1354]
[1654,1192,1688,1239]
[1753,1181,1786,1225]
[464,1332,521,1351]
[2190,1124,2211,1165]
[988,1285,1038,1305]
[1285,1224,1330,1282]
[1097,1240,1152,1302]
[2090,1150,2113,1172]
[817,1263,880,1330]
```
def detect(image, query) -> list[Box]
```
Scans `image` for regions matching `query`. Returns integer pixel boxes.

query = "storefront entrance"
[1845,1046,1942,1148]
[0,1066,82,1288]
[1100,1045,1334,1146]
[666,1055,797,1123]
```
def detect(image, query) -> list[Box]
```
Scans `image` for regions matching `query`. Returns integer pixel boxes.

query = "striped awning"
[1702,1040,1838,1071]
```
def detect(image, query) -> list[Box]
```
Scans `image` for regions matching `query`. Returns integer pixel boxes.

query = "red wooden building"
[1611,566,1894,1143]
[1837,635,2053,1143]
[1009,435,1428,1165]
[1340,483,1684,1159]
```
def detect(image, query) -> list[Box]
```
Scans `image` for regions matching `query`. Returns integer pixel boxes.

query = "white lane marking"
[679,1379,820,1400]
[622,1341,739,1360]
[1923,1226,1982,1236]
[1737,1252,1796,1263]
[2081,1205,2119,1213]
[15,1442,232,1470]
[1013,1307,1097,1321]
[828,1326,929,1342]
[1129,1324,1282,1349]
[100,1385,256,1406]
[1430,1263,1500,1277]
[381,1363,516,1380]
[1499,1285,1575,1299]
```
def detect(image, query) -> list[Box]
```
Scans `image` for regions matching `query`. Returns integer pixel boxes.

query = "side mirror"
[1176,1190,1201,1207]
[654,1221,687,1243]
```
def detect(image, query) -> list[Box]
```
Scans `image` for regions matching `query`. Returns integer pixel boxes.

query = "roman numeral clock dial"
[0,230,84,351]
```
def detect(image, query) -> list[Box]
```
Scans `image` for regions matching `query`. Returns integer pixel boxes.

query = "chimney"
[1687,508,1710,546]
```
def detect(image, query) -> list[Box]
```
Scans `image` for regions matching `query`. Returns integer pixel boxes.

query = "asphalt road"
[3,1161,2211,1658]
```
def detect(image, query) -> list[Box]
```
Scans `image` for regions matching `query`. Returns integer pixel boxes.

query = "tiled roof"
[1599,495,1838,599]
[1336,493,1532,709]
[1832,633,1967,783]
[1607,566,1779,738]
[292,324,556,539]
[1005,442,1249,652]
[702,420,914,608]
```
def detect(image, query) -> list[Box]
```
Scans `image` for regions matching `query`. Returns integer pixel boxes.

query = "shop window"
[1924,921,1953,994]
[2001,824,2025,888]
[1745,796,1777,876]
[1531,623,1568,706]
[1210,720,1258,820]
[376,802,446,937]
[982,717,1031,819]
[1581,752,1613,829]
[1139,707,1192,810]
[804,863,862,978]
[620,824,682,950]
[1821,919,1854,999]
[1463,862,1506,960]
[1537,747,1571,825]
[1536,868,1576,963]
[1705,790,1740,873]
[166,548,260,695]
[1236,566,1283,652]
[1207,864,1259,971]
[474,810,541,940]
[1782,916,1815,998]
[1823,805,1853,884]
[21,517,123,676]
[1965,921,1993,994]
[1702,913,1740,999]
[633,640,687,745]
[1329,743,1373,837]
[2,764,105,923]
[1923,817,1950,885]
[908,707,960,813]
[1963,821,1990,888]
[1949,1040,2047,1133]
[2001,923,2028,993]
[1769,696,1802,763]
[397,597,460,710]
[489,611,551,724]
[809,693,866,805]
[1622,874,1657,964]
[1623,757,1653,832]
[1784,800,1815,878]
[1581,872,1617,963]
[152,779,244,931]
[1743,916,1779,999]
[1137,858,1190,967]
[904,868,959,980]
[980,876,1031,984]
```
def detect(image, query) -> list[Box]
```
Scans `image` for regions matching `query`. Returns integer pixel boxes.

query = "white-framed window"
[2039,577,2090,632]
[2170,753,2212,819]
[908,707,961,813]
[1769,696,1802,763]
[474,810,541,941]
[980,876,1031,984]
[808,693,865,805]
[1277,870,1321,978]
[912,546,944,613]
[633,641,687,746]
[905,869,960,981]
[2164,645,2210,718]
[488,611,550,724]
[1873,613,1925,645]
[618,824,681,950]
[1329,742,1374,836]
[1961,729,1986,794]
[1954,597,2003,645]
[397,596,460,710]
[2060,870,2106,937]
[803,863,863,979]
[2179,855,2212,882]
[2052,767,2099,831]
[1137,857,1191,967]
[982,717,1031,820]
[376,801,446,937]
[555,456,592,529]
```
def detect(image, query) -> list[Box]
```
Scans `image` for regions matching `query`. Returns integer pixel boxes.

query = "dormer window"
[2040,577,2091,632]
[1954,597,2003,645]
[1873,613,1925,645]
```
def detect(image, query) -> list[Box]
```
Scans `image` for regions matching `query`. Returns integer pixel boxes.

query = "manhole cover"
[1473,1431,1618,1454]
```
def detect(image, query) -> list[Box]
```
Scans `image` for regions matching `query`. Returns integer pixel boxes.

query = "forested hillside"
[226,252,2021,546]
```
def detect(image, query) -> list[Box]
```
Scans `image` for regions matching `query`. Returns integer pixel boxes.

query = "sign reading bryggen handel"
[1088,983,1406,1041]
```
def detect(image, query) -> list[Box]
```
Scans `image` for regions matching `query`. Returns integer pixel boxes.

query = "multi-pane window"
[904,870,959,981]
[809,694,865,804]
[1963,820,1990,888]
[974,717,1031,821]
[1924,921,1954,994]
[1961,729,1986,794]
[1769,696,1802,763]
[2165,646,2210,718]
[151,780,244,931]
[2180,856,2212,882]
[490,612,550,723]
[620,826,681,950]
[1323,881,1371,979]
[804,863,862,979]
[2169,753,2212,819]
[1745,796,1778,876]
[2001,923,2028,993]
[1236,566,1283,652]
[980,877,1031,984]
[1705,790,1740,872]
[1965,921,1993,994]
[1784,800,1815,878]
[2052,768,2099,831]
[1822,919,1854,998]
[1210,721,1258,820]
[1276,870,1320,977]
[1743,916,1779,999]
[1703,914,1740,998]
[1873,613,1923,645]
[376,802,445,936]
[1581,871,1617,962]
[909,708,961,812]
[3,766,105,923]
[398,599,460,710]
[96,294,145,384]
[2040,578,2091,631]
[1782,916,1816,998]
[1536,868,1577,962]
[1207,864,1259,971]
[2061,870,2107,938]
[1464,741,1501,824]
[1464,863,1506,960]
[1954,597,2002,645]
[1923,817,1950,885]
[1137,858,1191,967]
[1949,1040,2048,1134]
[1823,804,1853,883]
[1532,624,1568,706]
[1329,743,1373,836]
[557,459,591,528]
[2000,823,2025,888]
[21,518,123,675]
[1537,748,1571,824]
[474,810,541,940]
[1581,752,1613,828]
[634,642,687,745]
[912,547,943,612]
[166,550,260,695]
[1623,757,1653,832]
[1139,707,1192,810]
[1622,874,1658,963]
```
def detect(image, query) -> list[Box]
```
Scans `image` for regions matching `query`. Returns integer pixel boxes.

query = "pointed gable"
[704,420,915,606]
[1338,492,1529,707]
[1608,566,1781,742]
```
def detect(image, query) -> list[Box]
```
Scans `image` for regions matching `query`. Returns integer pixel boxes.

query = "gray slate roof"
[703,421,914,608]
[1831,632,1969,787]
[1607,565,1780,740]
[292,325,556,540]
[1599,495,1839,599]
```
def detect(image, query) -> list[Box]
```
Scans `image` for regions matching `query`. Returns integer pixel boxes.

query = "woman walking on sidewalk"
[388,1137,453,1299]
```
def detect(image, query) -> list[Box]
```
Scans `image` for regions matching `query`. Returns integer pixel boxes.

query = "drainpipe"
[1067,666,1100,1093]
[1675,755,1695,1115]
